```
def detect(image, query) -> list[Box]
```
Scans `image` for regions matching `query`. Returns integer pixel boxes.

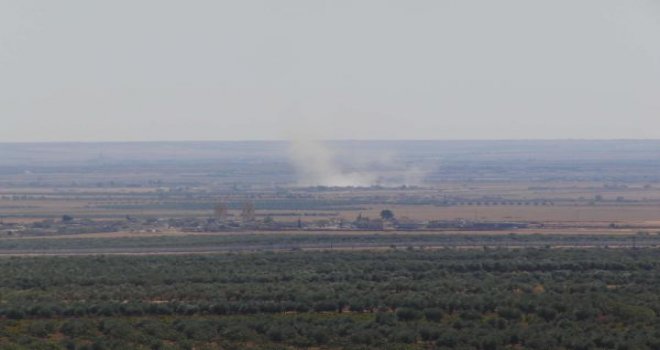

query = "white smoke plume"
[287,139,429,187]
[288,139,376,187]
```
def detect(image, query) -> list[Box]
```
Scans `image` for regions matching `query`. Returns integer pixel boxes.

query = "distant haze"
[1,1,659,142]
[287,139,429,187]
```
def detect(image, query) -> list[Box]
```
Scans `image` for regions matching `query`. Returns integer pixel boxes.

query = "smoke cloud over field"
[288,139,375,187]
[287,139,428,187]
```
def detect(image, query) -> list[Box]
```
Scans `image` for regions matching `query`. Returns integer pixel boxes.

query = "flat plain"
[2,141,660,349]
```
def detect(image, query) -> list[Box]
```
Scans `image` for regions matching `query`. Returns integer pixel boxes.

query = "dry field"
[3,182,660,231]
[2,141,660,237]
[345,204,660,225]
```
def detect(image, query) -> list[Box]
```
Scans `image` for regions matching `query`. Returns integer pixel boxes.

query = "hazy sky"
[1,1,659,142]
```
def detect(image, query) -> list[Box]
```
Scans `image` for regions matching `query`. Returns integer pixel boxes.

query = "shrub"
[396,308,421,322]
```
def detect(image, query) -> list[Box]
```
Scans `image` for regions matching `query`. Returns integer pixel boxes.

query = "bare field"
[1,226,652,244]
[344,204,660,224]
[1,231,658,257]
[2,141,660,241]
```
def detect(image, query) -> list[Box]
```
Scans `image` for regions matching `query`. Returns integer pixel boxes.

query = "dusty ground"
[342,204,660,224]
[1,226,654,243]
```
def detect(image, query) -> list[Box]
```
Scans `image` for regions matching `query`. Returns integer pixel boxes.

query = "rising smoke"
[288,139,375,187]
[287,139,428,187]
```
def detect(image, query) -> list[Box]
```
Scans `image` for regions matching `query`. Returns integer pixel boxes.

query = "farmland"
[2,141,660,237]
[2,140,660,349]
[2,248,660,349]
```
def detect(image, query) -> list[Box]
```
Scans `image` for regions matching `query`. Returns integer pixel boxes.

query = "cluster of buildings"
[0,212,529,237]
[0,218,130,236]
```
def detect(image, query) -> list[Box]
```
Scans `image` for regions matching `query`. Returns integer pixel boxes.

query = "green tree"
[380,209,394,221]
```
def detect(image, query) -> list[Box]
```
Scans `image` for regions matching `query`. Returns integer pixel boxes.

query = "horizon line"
[2,138,660,144]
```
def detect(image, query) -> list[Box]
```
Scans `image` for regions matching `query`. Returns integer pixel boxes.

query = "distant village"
[0,201,530,237]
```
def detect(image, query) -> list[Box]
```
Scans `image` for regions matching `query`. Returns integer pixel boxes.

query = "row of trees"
[2,249,660,348]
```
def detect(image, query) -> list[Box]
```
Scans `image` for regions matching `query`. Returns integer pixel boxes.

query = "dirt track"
[2,225,655,242]
[1,236,657,257]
